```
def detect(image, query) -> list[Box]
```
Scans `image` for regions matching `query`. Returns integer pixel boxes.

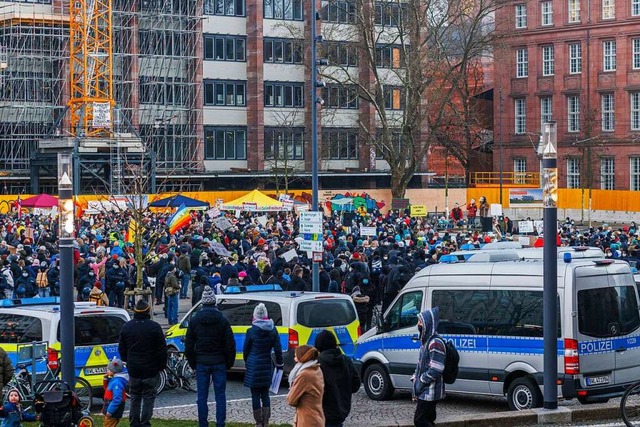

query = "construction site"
[0,0,202,195]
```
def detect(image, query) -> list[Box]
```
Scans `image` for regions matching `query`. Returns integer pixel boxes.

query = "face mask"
[362,279,369,285]
[89,272,94,276]
[113,265,119,269]
[340,264,347,272]
[22,273,28,277]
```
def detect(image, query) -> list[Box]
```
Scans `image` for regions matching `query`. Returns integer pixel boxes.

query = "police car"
[165,285,360,372]
[0,297,130,393]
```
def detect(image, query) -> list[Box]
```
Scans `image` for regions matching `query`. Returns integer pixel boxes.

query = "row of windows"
[264,0,304,20]
[265,82,304,107]
[322,84,359,109]
[138,30,192,57]
[513,93,640,135]
[514,0,640,28]
[515,40,632,78]
[204,35,246,62]
[139,77,192,106]
[204,0,245,16]
[264,38,304,64]
[319,1,407,26]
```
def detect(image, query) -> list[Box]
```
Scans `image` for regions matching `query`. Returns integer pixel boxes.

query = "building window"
[632,158,640,191]
[603,40,616,71]
[264,0,303,20]
[374,1,408,26]
[264,38,303,64]
[264,82,304,107]
[633,0,640,15]
[514,158,527,184]
[139,76,189,106]
[633,39,640,69]
[516,48,528,78]
[375,129,404,159]
[384,86,405,110]
[322,128,359,159]
[376,45,404,69]
[541,1,553,25]
[567,158,581,188]
[515,4,527,28]
[568,95,580,132]
[264,127,304,160]
[320,0,356,23]
[602,0,615,18]
[204,35,246,61]
[542,46,554,76]
[322,84,359,109]
[514,98,526,134]
[601,158,615,190]
[541,97,553,128]
[323,42,359,67]
[204,127,247,160]
[631,93,640,131]
[204,0,245,16]
[601,93,615,131]
[569,43,582,74]
[568,0,580,22]
[204,80,246,107]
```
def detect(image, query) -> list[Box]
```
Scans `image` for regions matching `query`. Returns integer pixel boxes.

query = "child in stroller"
[34,381,93,427]
[0,388,37,427]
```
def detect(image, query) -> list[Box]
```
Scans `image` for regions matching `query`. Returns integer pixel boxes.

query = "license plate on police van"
[84,367,107,375]
[586,375,610,386]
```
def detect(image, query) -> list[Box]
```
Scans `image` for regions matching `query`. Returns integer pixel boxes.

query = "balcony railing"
[469,172,541,187]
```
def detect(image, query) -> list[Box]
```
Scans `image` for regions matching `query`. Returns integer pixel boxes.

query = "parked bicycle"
[622,380,640,426]
[126,351,195,397]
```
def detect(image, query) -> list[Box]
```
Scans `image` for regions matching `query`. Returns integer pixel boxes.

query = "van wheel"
[507,377,541,411]
[578,396,609,404]
[363,364,393,401]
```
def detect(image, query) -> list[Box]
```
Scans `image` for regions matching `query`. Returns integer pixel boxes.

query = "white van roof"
[447,246,605,263]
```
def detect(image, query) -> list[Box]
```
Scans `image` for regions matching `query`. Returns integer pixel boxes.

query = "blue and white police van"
[353,256,640,410]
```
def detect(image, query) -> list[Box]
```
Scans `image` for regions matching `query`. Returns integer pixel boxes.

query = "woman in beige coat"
[286,345,325,427]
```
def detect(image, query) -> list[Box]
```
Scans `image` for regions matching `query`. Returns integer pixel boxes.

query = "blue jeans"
[196,363,227,427]
[166,293,179,325]
[180,273,191,298]
[38,288,50,298]
[250,387,269,410]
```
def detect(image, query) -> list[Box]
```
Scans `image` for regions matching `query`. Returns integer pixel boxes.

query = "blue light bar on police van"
[223,284,283,294]
[0,297,60,307]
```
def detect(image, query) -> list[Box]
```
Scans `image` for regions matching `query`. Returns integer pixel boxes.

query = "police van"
[0,297,130,393]
[165,285,360,372]
[353,257,640,410]
[443,246,605,263]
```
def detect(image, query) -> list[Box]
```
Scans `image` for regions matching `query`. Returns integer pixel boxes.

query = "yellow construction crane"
[68,0,114,137]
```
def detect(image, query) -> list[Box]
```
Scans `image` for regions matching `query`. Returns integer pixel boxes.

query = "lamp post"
[498,88,503,205]
[58,152,75,387]
[539,122,558,410]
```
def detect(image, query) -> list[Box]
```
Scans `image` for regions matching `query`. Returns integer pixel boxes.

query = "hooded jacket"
[103,372,129,418]
[413,307,446,402]
[119,312,167,379]
[184,305,236,369]
[243,318,283,388]
[317,348,360,424]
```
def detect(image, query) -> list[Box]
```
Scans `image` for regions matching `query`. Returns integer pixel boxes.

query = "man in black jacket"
[119,299,167,427]
[315,330,360,427]
[185,286,235,427]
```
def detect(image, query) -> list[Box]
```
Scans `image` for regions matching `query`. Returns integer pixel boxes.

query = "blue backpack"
[115,281,125,290]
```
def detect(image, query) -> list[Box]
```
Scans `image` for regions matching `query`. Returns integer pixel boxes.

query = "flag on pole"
[168,204,191,235]
[125,218,138,243]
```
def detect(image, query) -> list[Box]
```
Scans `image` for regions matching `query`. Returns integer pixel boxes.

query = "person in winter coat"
[286,345,324,427]
[0,389,36,427]
[13,270,35,298]
[0,348,14,389]
[315,330,360,427]
[89,281,109,306]
[177,250,191,299]
[351,286,371,330]
[164,265,181,325]
[243,303,283,427]
[412,307,446,427]
[106,262,128,308]
[185,286,236,427]
[102,358,129,427]
[118,299,167,427]
[46,261,59,296]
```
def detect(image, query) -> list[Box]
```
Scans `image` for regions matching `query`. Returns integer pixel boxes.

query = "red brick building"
[494,0,640,190]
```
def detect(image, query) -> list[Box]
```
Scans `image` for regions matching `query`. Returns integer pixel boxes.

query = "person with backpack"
[35,264,49,298]
[89,281,109,306]
[412,307,446,427]
[0,261,13,300]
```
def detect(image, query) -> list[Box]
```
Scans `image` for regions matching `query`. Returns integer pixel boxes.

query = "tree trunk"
[390,169,407,199]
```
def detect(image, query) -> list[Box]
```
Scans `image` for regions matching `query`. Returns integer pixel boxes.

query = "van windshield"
[57,315,127,346]
[578,285,640,338]
[296,299,357,327]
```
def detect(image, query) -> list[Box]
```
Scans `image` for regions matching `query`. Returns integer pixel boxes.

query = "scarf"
[287,359,318,386]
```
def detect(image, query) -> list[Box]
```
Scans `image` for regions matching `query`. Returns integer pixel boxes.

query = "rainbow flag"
[168,204,191,235]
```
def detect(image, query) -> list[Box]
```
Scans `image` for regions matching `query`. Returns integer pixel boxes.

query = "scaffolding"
[0,0,202,194]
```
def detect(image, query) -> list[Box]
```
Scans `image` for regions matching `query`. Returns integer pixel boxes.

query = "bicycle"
[622,380,640,426]
[159,350,196,394]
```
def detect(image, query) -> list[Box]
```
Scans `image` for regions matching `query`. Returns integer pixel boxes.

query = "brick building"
[495,0,640,190]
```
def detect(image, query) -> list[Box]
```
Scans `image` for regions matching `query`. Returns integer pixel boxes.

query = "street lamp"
[57,153,75,388]
[538,121,558,410]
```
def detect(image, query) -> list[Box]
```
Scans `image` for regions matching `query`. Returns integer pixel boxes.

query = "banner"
[509,188,544,208]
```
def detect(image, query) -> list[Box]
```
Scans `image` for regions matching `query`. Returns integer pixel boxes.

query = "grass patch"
[26,417,292,427]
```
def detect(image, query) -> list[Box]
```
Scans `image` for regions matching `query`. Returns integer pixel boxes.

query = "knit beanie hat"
[314,330,337,352]
[295,345,319,363]
[107,357,124,374]
[134,298,150,314]
[253,303,268,320]
[201,286,217,305]
[94,281,102,289]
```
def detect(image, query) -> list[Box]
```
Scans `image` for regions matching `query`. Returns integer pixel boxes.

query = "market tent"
[222,189,285,212]
[149,194,209,209]
[21,194,58,208]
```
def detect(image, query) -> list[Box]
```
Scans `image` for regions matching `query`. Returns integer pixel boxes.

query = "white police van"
[353,256,640,410]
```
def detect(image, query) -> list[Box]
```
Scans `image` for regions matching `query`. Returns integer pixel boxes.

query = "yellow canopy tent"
[221,189,289,212]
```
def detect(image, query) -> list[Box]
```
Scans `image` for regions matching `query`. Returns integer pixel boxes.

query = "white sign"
[360,226,377,236]
[490,203,503,217]
[300,211,323,223]
[243,202,258,212]
[296,204,310,212]
[300,240,323,252]
[534,221,544,234]
[282,249,298,262]
[213,217,234,231]
[282,199,294,210]
[518,220,534,233]
[278,194,291,202]
[518,236,531,246]
[92,102,111,128]
[300,211,323,234]
[256,215,268,227]
[206,208,220,218]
